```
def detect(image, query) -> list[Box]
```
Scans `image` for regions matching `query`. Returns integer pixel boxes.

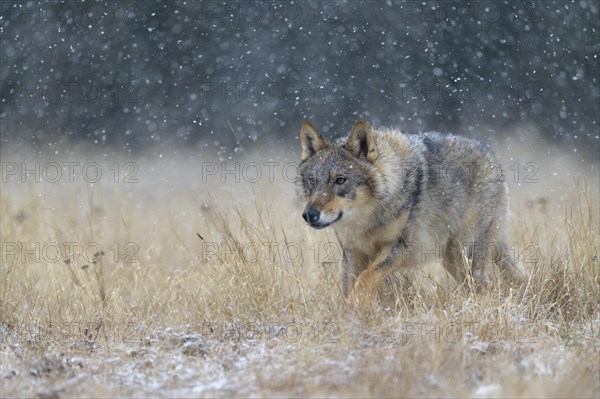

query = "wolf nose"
[302,207,320,224]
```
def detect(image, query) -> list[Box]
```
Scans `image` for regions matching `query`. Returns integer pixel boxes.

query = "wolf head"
[298,120,379,229]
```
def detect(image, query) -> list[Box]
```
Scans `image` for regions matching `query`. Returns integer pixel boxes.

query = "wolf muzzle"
[302,207,320,224]
[302,207,342,229]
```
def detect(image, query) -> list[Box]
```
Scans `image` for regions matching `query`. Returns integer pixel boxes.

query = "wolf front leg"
[346,238,413,309]
[342,250,353,297]
[341,250,370,297]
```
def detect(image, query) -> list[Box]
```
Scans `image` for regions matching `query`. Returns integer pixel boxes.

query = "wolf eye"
[308,177,315,185]
[335,177,347,185]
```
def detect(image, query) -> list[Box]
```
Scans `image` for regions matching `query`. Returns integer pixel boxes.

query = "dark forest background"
[1,0,598,155]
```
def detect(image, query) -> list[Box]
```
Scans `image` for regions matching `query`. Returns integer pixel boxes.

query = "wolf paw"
[345,287,374,313]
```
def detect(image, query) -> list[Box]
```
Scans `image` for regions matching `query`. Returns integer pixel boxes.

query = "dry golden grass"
[0,142,598,398]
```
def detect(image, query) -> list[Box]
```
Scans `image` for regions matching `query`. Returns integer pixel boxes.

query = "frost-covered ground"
[1,137,598,397]
[2,318,598,397]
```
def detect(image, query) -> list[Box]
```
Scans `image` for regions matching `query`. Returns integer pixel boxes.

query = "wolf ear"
[345,120,378,162]
[300,121,328,161]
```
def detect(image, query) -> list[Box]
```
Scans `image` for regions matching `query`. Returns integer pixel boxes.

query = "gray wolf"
[298,120,527,305]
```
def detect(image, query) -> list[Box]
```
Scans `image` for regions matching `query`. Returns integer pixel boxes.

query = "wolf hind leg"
[441,237,468,284]
[484,201,529,283]
[442,236,490,288]
[492,240,528,283]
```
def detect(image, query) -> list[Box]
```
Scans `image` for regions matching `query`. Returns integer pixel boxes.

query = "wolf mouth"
[309,212,343,229]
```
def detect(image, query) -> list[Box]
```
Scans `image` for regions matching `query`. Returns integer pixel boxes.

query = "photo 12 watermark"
[1,81,138,105]
[1,320,147,346]
[199,240,342,265]
[0,1,137,24]
[197,239,539,266]
[1,241,139,266]
[197,161,540,185]
[199,1,340,24]
[397,1,542,24]
[398,320,538,344]
[1,162,139,184]
[398,80,543,105]
[200,161,298,184]
[200,320,340,344]
[197,81,338,105]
